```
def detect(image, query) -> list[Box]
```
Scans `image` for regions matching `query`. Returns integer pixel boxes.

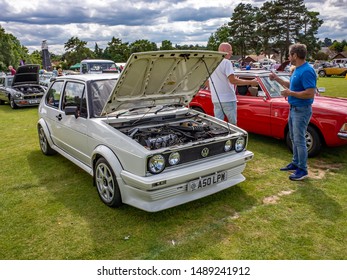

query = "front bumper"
[337,131,347,140]
[118,150,253,212]
[14,98,42,107]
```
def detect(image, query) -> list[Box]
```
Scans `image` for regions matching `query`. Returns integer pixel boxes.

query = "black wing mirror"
[64,106,79,118]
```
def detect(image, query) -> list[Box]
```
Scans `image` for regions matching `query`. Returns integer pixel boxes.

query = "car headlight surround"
[148,154,166,174]
[234,136,246,152]
[168,152,180,166]
[224,139,232,152]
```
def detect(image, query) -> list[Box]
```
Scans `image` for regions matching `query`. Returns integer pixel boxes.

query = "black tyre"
[10,97,18,109]
[94,157,122,208]
[38,125,57,155]
[318,70,326,77]
[285,125,322,158]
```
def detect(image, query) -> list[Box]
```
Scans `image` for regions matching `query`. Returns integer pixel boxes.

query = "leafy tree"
[0,25,28,71]
[104,37,130,62]
[313,51,329,61]
[207,24,230,51]
[129,39,158,53]
[330,40,347,53]
[94,42,103,58]
[63,36,94,66]
[322,38,333,47]
[228,3,258,59]
[160,40,174,50]
[296,11,323,59]
[28,50,42,65]
[260,0,306,59]
[210,0,324,62]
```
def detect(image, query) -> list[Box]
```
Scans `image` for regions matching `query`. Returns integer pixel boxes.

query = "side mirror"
[65,106,79,118]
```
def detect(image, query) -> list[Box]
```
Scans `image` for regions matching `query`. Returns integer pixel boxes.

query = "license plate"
[188,171,227,192]
[29,99,39,104]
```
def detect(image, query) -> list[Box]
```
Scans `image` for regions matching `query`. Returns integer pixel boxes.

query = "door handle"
[56,114,62,121]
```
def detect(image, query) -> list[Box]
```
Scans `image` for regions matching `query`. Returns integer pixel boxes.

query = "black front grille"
[24,95,43,100]
[147,136,246,173]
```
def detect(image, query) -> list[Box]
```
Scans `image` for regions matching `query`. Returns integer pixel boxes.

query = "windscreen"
[89,63,116,72]
[91,79,118,116]
[260,75,290,97]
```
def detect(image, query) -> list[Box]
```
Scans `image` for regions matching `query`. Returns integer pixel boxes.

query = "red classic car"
[190,70,347,157]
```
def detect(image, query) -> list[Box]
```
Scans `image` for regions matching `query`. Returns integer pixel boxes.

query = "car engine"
[117,115,232,150]
[14,85,46,94]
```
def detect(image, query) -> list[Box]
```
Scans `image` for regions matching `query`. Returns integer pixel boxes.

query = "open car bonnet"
[12,64,40,86]
[101,50,225,115]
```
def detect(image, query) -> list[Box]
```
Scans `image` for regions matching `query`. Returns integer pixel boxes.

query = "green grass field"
[0,77,346,260]
[317,76,347,98]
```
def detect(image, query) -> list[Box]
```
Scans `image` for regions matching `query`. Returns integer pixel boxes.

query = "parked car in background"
[190,69,347,157]
[0,64,47,109]
[332,58,347,65]
[80,59,119,74]
[38,51,254,212]
[318,63,347,77]
[0,75,14,105]
[39,72,55,87]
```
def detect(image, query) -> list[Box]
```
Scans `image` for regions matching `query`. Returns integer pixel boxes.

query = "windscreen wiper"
[116,105,156,118]
[154,103,183,114]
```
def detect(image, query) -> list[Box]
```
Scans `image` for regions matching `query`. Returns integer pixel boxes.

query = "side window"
[62,82,87,118]
[0,77,4,86]
[46,81,64,108]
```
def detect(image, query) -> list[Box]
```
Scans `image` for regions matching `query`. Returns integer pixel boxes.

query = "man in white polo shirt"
[207,42,258,125]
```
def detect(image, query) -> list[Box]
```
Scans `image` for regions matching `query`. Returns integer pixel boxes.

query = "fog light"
[168,152,180,165]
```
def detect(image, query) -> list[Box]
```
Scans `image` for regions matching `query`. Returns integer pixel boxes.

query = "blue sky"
[0,0,346,54]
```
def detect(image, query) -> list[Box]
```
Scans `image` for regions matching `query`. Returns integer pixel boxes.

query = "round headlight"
[168,152,180,165]
[235,137,246,152]
[224,139,232,152]
[148,154,165,174]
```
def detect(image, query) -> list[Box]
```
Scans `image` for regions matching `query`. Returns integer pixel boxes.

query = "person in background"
[8,65,16,75]
[57,68,64,76]
[206,42,258,125]
[269,43,316,181]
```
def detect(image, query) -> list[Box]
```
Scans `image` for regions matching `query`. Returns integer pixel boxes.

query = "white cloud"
[0,0,346,54]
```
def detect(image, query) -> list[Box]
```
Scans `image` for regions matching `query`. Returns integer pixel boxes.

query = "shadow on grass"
[26,149,258,259]
[296,181,343,221]
[248,132,347,161]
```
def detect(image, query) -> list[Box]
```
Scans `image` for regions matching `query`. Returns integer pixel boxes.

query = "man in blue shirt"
[269,44,316,180]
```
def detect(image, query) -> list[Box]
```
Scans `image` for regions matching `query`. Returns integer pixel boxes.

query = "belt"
[290,104,311,109]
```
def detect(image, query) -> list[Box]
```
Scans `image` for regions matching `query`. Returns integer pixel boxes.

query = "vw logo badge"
[201,147,209,158]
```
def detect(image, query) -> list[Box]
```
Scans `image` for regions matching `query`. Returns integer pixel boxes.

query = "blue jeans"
[213,101,237,125]
[288,105,312,172]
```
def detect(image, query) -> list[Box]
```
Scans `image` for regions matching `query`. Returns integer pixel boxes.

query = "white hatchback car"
[38,50,253,212]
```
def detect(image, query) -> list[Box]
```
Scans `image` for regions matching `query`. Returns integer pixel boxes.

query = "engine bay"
[13,85,45,94]
[116,115,233,150]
